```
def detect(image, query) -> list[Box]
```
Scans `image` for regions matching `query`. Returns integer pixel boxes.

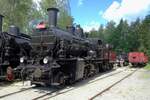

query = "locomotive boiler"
[15,8,115,86]
[0,15,31,81]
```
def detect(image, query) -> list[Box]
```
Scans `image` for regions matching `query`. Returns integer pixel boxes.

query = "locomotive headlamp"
[20,57,24,63]
[43,57,49,64]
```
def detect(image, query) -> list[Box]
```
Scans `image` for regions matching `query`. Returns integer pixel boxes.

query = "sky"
[70,0,150,32]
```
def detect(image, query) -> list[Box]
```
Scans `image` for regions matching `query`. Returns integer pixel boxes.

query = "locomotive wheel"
[99,64,103,72]
[106,63,111,70]
[102,64,107,72]
[83,63,97,78]
[65,74,74,85]
[109,63,113,70]
[68,78,75,85]
[59,75,65,85]
[95,65,99,74]
[88,64,96,77]
[34,83,42,87]
[54,71,66,86]
[20,68,27,81]
[83,67,89,78]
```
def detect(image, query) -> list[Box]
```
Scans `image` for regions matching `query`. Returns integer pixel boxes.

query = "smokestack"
[0,15,4,32]
[8,25,20,36]
[47,8,59,27]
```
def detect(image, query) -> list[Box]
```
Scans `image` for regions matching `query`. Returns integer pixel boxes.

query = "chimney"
[47,8,59,27]
[9,25,20,36]
[0,15,4,32]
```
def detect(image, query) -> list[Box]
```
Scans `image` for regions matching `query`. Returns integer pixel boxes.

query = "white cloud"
[78,0,84,6]
[102,0,150,23]
[82,21,100,32]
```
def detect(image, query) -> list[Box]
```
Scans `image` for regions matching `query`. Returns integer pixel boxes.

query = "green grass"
[142,64,150,79]
[144,64,150,70]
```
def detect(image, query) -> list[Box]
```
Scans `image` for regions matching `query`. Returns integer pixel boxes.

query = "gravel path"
[94,68,150,100]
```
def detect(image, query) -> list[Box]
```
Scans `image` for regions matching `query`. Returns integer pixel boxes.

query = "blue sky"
[70,0,120,30]
[33,0,150,32]
[70,0,150,32]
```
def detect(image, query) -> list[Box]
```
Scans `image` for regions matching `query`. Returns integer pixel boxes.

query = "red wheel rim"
[6,66,14,81]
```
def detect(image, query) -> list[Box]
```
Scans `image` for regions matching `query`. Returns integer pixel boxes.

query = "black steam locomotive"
[14,8,115,86]
[0,15,31,81]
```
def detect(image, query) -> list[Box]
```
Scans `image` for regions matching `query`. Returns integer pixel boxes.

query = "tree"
[0,0,35,32]
[58,10,74,29]
[138,15,150,56]
[109,19,130,53]
[88,28,99,38]
[39,0,73,29]
[97,24,104,39]
[127,18,141,51]
[103,21,116,43]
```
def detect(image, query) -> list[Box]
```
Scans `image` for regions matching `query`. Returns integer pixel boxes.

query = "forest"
[0,0,73,32]
[0,0,150,57]
[88,16,150,57]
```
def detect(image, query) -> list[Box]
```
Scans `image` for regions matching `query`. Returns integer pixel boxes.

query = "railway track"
[0,67,131,100]
[89,68,138,100]
[32,68,129,100]
[32,87,65,100]
[0,86,34,99]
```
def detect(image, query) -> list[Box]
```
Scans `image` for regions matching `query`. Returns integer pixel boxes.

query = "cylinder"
[8,25,20,36]
[0,15,4,32]
[47,8,59,27]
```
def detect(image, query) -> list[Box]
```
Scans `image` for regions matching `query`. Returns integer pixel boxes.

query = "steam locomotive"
[0,15,31,81]
[14,8,116,86]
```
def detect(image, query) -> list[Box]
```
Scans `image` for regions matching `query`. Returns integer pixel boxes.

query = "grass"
[142,64,150,79]
[144,64,150,70]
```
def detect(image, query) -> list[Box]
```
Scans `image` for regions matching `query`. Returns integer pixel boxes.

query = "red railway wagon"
[128,52,148,66]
